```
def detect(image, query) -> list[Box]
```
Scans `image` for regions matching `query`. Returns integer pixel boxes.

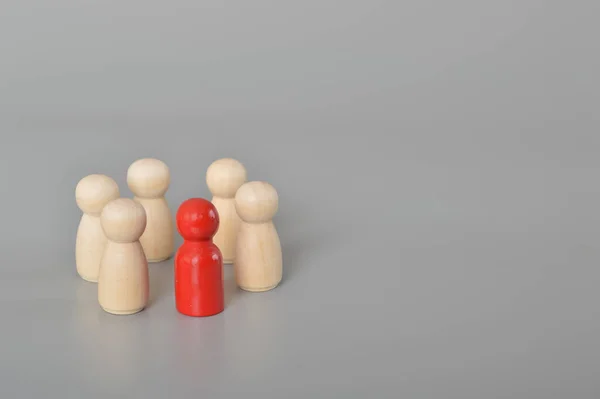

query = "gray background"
[0,0,599,397]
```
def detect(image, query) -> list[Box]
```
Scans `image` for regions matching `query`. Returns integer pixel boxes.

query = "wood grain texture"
[127,158,174,262]
[206,158,247,264]
[235,221,282,292]
[133,197,174,262]
[75,174,120,282]
[234,181,282,292]
[98,198,149,315]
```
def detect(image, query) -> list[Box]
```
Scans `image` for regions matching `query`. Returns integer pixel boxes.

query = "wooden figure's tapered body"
[236,221,282,292]
[133,196,174,262]
[210,197,241,264]
[75,174,120,282]
[98,198,149,315]
[206,158,247,264]
[98,241,149,315]
[234,181,282,292]
[128,158,174,262]
[175,198,224,317]
[75,214,106,282]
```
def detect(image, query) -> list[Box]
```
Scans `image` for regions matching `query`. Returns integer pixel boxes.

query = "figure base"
[147,254,173,263]
[79,274,98,283]
[176,307,224,317]
[101,306,145,315]
[239,283,280,293]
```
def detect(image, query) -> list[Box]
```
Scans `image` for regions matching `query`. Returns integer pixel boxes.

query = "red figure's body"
[174,198,224,317]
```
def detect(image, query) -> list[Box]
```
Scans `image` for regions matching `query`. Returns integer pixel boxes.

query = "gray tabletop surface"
[1,1,599,398]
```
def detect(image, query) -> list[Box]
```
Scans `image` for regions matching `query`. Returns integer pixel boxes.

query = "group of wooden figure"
[74,157,282,317]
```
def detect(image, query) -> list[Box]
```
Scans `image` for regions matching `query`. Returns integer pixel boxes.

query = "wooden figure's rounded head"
[75,174,120,216]
[127,158,170,198]
[176,198,220,241]
[234,181,278,224]
[100,198,147,243]
[206,158,247,198]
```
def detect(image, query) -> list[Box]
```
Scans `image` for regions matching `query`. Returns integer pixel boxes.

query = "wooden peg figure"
[75,174,120,282]
[206,158,247,264]
[234,181,282,292]
[98,198,150,315]
[127,158,175,262]
[175,198,224,317]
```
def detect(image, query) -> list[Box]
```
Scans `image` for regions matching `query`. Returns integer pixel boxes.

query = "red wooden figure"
[174,198,224,317]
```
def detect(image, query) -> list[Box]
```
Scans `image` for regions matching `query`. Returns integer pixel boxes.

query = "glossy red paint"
[174,198,224,317]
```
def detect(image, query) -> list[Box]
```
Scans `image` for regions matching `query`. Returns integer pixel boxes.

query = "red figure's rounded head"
[176,198,220,241]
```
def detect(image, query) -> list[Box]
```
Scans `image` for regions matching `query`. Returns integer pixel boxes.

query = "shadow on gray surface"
[275,193,352,286]
[148,258,175,308]
[223,271,239,308]
[280,226,347,285]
